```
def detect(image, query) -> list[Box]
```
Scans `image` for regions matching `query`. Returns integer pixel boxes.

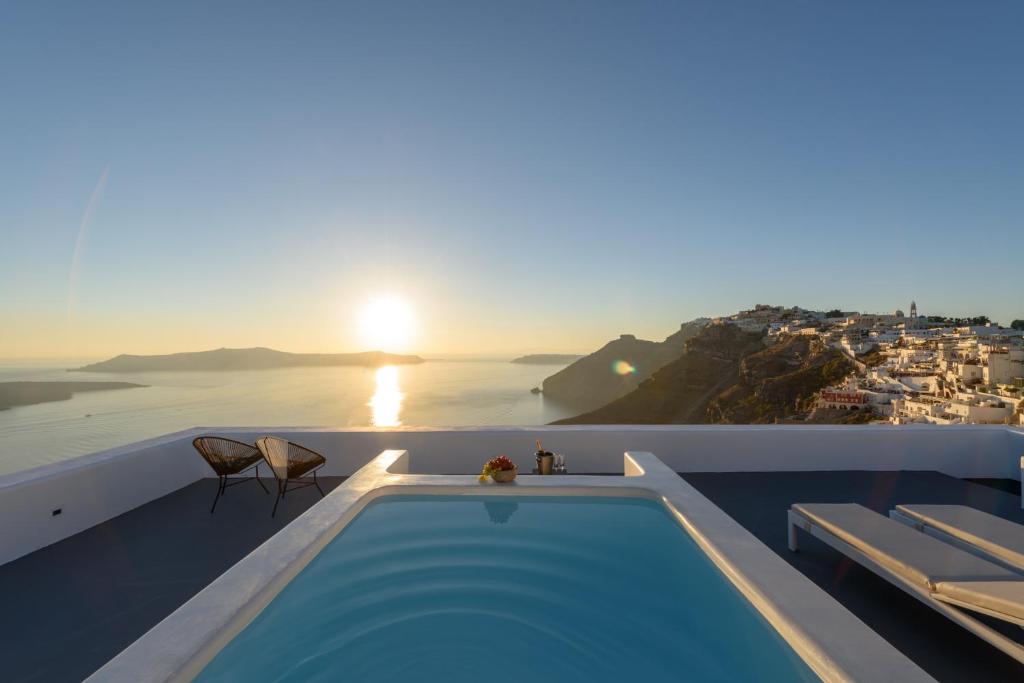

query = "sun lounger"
[890,504,1024,574]
[788,503,1024,664]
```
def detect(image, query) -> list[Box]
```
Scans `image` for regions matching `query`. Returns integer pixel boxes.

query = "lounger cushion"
[895,504,1024,572]
[935,581,1024,622]
[792,503,1020,589]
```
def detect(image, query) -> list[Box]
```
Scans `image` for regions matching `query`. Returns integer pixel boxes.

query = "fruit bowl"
[480,455,517,483]
[490,467,517,483]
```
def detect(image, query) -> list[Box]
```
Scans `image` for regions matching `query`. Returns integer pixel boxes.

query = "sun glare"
[369,365,403,427]
[358,297,415,352]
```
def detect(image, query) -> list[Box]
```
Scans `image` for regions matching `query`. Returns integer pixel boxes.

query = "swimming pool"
[195,495,818,682]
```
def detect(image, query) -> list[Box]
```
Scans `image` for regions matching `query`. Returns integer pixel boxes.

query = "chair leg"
[314,470,325,497]
[255,464,269,494]
[210,476,225,514]
[271,481,284,518]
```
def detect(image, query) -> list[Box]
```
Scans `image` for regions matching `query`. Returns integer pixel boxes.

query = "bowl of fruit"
[479,455,517,483]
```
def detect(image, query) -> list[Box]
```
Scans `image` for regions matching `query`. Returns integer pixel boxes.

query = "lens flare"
[612,360,636,376]
[67,164,110,358]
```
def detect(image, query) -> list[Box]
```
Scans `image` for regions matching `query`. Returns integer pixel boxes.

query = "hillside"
[72,347,424,373]
[0,381,146,410]
[553,325,853,424]
[540,319,708,410]
[705,335,854,423]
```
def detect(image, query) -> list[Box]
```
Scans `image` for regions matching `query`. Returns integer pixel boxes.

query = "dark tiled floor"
[0,476,346,683]
[682,471,1024,683]
[7,470,1022,682]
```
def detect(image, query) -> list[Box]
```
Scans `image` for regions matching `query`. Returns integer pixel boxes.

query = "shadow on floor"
[682,470,1024,683]
[0,475,346,683]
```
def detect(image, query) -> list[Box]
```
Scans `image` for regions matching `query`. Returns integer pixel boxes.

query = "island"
[0,381,147,410]
[71,347,424,373]
[510,354,584,365]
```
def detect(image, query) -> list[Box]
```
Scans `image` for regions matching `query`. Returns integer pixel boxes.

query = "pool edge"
[85,450,934,683]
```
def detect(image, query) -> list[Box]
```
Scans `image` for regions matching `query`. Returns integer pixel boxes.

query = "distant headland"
[510,354,583,365]
[71,347,425,373]
[0,381,146,410]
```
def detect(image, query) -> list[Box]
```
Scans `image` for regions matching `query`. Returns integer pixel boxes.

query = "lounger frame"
[888,508,1024,575]
[787,508,1024,665]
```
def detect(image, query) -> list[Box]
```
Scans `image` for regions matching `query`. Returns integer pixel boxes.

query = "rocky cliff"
[553,325,853,424]
[540,319,708,410]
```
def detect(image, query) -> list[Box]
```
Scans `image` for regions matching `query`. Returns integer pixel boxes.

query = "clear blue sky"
[2,1,1022,358]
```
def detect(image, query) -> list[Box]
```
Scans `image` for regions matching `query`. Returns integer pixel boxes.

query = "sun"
[358,296,415,352]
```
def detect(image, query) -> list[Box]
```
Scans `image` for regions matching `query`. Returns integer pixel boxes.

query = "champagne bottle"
[535,439,553,475]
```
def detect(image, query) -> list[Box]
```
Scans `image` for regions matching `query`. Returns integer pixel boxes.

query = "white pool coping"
[86,450,933,683]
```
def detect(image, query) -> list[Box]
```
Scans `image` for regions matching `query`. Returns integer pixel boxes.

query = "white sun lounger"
[788,503,1024,664]
[890,504,1024,574]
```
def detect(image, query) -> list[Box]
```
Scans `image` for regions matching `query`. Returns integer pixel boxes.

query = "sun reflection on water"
[369,365,403,427]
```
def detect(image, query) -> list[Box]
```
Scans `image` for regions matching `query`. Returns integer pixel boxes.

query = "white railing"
[0,424,1021,566]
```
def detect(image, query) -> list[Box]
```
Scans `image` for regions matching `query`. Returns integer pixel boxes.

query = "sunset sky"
[2,2,1022,360]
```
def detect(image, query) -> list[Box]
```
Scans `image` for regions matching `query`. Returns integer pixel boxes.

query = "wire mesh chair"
[192,436,270,513]
[255,436,327,517]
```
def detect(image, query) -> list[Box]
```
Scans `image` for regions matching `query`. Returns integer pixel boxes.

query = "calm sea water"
[0,361,580,476]
[196,496,817,682]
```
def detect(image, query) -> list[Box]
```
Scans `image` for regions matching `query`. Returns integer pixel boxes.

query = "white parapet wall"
[0,429,210,567]
[0,425,1021,566]
[206,424,1024,477]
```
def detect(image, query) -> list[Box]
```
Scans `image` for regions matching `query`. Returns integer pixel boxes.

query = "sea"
[0,360,580,476]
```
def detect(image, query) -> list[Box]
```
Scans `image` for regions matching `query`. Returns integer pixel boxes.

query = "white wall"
[0,430,209,566]
[210,425,1021,479]
[1,425,1021,566]
[1010,428,1024,462]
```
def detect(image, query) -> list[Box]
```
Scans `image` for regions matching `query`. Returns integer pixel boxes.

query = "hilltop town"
[730,303,1024,426]
[547,302,1024,427]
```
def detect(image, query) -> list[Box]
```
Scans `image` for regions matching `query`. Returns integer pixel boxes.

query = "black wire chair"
[192,436,269,513]
[255,436,327,517]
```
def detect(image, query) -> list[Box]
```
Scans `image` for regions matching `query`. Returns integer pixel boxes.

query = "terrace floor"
[0,476,347,683]
[682,470,1024,683]
[5,469,1023,682]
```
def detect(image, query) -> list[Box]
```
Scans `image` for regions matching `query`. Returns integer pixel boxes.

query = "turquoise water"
[196,496,818,682]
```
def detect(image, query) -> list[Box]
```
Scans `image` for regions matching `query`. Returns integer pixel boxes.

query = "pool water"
[196,496,818,682]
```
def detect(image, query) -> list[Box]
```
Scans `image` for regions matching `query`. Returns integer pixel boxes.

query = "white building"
[943,398,1014,424]
[982,346,1024,386]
